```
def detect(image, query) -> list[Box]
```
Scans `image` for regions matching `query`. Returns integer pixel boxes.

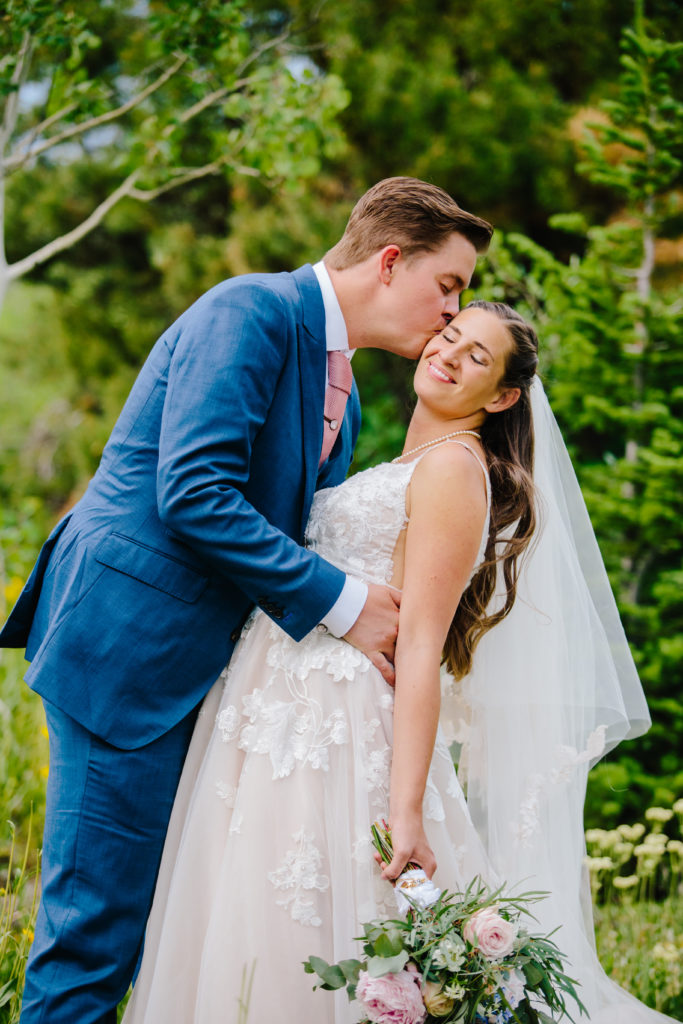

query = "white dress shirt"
[312,260,368,637]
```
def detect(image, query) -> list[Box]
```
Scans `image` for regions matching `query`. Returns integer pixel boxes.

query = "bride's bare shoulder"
[411,441,487,493]
[406,442,487,524]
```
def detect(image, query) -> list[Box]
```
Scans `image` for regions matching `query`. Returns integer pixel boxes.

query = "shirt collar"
[312,260,352,357]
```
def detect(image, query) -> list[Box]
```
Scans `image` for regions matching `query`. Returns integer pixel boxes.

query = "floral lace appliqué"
[362,743,391,812]
[511,725,607,847]
[215,781,237,806]
[305,451,489,584]
[237,683,349,778]
[266,623,369,683]
[268,829,330,927]
[216,706,240,742]
[305,461,417,584]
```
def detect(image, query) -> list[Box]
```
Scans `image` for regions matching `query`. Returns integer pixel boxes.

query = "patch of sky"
[286,55,322,82]
[18,80,50,113]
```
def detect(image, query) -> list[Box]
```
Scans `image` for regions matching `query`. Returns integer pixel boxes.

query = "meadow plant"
[585,804,683,905]
[1,515,47,1022]
[0,821,39,1024]
[1,512,49,857]
[587,801,683,1018]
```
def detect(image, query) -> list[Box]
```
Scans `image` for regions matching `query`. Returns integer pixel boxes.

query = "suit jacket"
[0,265,360,748]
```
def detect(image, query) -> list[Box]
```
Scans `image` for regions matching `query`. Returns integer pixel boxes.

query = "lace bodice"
[305,442,491,586]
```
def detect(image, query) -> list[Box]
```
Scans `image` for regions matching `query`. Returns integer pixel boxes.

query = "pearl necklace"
[391,429,482,464]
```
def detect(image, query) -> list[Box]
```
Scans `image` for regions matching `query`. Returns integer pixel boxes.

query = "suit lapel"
[292,265,327,537]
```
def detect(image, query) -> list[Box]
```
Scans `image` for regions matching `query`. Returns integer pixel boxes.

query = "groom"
[1,177,492,1023]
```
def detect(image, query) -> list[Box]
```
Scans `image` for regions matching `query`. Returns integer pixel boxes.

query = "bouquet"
[303,822,585,1024]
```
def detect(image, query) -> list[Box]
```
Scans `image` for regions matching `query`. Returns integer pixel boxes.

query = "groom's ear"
[378,245,402,284]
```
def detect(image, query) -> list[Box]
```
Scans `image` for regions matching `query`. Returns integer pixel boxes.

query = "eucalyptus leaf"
[366,950,409,978]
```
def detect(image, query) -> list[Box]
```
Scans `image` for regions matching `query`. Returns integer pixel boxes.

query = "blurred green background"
[0,1,682,1015]
[2,0,682,822]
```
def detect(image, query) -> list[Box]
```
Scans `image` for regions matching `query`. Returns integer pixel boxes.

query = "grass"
[0,565,47,1024]
[594,898,682,1018]
[585,808,683,1019]
[0,822,39,1023]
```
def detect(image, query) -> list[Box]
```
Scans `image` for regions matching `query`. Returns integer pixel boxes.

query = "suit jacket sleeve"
[156,279,345,642]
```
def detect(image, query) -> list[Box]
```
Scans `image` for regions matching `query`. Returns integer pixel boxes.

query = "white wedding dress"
[123,442,495,1023]
[123,430,673,1024]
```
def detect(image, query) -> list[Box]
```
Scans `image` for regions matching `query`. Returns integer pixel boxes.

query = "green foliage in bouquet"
[304,828,585,1024]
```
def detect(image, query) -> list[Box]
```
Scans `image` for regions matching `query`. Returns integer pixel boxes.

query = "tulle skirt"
[123,611,492,1023]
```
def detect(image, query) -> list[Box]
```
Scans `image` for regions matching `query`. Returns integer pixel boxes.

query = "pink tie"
[319,351,353,467]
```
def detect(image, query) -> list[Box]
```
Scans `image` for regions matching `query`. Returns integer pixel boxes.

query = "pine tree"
[477,3,683,820]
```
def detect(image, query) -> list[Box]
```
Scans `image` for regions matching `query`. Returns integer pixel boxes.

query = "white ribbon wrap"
[393,868,442,915]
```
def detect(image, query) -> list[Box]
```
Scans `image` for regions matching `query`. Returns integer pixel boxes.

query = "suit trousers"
[20,698,199,1024]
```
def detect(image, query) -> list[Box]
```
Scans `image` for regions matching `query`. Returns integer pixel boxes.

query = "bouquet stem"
[371,819,420,872]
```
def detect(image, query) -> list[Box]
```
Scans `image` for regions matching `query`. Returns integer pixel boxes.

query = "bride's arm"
[382,444,487,881]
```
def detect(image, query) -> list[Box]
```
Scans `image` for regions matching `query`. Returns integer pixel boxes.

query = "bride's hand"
[377,814,437,882]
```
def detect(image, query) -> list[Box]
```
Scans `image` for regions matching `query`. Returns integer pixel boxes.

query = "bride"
[123,302,666,1023]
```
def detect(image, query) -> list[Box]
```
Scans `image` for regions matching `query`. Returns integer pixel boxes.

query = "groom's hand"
[344,583,401,686]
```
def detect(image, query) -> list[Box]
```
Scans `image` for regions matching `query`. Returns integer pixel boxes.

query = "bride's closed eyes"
[440,325,492,366]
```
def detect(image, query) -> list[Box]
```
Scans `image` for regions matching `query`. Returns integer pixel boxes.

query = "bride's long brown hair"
[442,301,539,680]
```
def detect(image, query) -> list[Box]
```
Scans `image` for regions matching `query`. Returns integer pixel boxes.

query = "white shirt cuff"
[320,576,368,637]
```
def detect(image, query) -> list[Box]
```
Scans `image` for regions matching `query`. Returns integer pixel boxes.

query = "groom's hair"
[325,177,493,268]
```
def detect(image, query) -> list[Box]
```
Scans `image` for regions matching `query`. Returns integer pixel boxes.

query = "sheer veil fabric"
[444,378,667,1022]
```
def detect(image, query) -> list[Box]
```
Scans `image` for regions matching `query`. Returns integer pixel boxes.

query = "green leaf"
[305,954,331,978]
[374,928,405,957]
[0,980,15,1008]
[318,963,347,990]
[337,959,362,984]
[548,213,588,236]
[523,962,545,989]
[366,950,410,977]
[302,954,347,990]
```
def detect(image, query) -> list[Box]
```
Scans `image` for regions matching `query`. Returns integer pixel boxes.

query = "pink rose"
[356,968,427,1024]
[463,907,517,960]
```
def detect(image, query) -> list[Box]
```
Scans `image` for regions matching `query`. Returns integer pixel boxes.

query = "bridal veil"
[444,378,670,1021]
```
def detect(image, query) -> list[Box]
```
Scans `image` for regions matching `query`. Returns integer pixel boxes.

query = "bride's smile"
[426,362,455,383]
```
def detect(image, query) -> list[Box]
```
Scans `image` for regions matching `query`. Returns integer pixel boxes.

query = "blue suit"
[1,265,360,1022]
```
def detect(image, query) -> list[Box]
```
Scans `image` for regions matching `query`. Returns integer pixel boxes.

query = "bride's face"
[414,307,519,420]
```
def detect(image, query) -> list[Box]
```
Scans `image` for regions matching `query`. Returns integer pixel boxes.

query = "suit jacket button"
[315,623,328,634]
[230,628,241,643]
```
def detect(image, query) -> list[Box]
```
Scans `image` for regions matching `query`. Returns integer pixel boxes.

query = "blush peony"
[463,906,517,960]
[355,968,427,1024]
